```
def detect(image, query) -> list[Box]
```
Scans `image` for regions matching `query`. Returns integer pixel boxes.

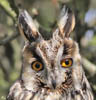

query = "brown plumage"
[7,6,94,100]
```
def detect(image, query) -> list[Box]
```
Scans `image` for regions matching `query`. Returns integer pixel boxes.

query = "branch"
[82,57,96,77]
[0,0,20,45]
[0,62,9,81]
[0,32,19,45]
[0,4,16,23]
[8,0,19,17]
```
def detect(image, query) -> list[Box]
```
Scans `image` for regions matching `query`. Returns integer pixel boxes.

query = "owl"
[7,6,94,100]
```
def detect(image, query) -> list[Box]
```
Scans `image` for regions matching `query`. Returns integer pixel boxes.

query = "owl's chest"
[32,88,73,100]
[32,91,61,100]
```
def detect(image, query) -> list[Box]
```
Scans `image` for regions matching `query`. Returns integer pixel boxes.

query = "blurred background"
[0,0,96,99]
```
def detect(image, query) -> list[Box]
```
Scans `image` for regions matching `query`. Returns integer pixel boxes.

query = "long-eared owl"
[7,6,94,100]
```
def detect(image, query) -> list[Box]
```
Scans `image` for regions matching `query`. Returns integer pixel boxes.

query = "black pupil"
[35,63,40,68]
[65,60,69,65]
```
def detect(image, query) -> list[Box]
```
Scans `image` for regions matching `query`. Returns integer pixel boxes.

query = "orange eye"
[61,58,73,68]
[31,61,43,71]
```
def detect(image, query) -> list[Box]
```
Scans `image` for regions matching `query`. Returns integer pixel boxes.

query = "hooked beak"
[51,79,56,89]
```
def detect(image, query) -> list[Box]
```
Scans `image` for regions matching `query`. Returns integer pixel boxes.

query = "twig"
[0,32,19,45]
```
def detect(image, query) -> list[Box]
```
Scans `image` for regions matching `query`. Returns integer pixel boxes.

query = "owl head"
[18,7,83,93]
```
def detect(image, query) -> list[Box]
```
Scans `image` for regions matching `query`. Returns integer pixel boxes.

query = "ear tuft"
[58,6,75,38]
[18,10,42,42]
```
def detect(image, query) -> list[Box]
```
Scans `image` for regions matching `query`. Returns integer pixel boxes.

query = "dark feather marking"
[23,44,43,63]
[63,38,76,56]
[19,12,39,42]
[82,82,87,92]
